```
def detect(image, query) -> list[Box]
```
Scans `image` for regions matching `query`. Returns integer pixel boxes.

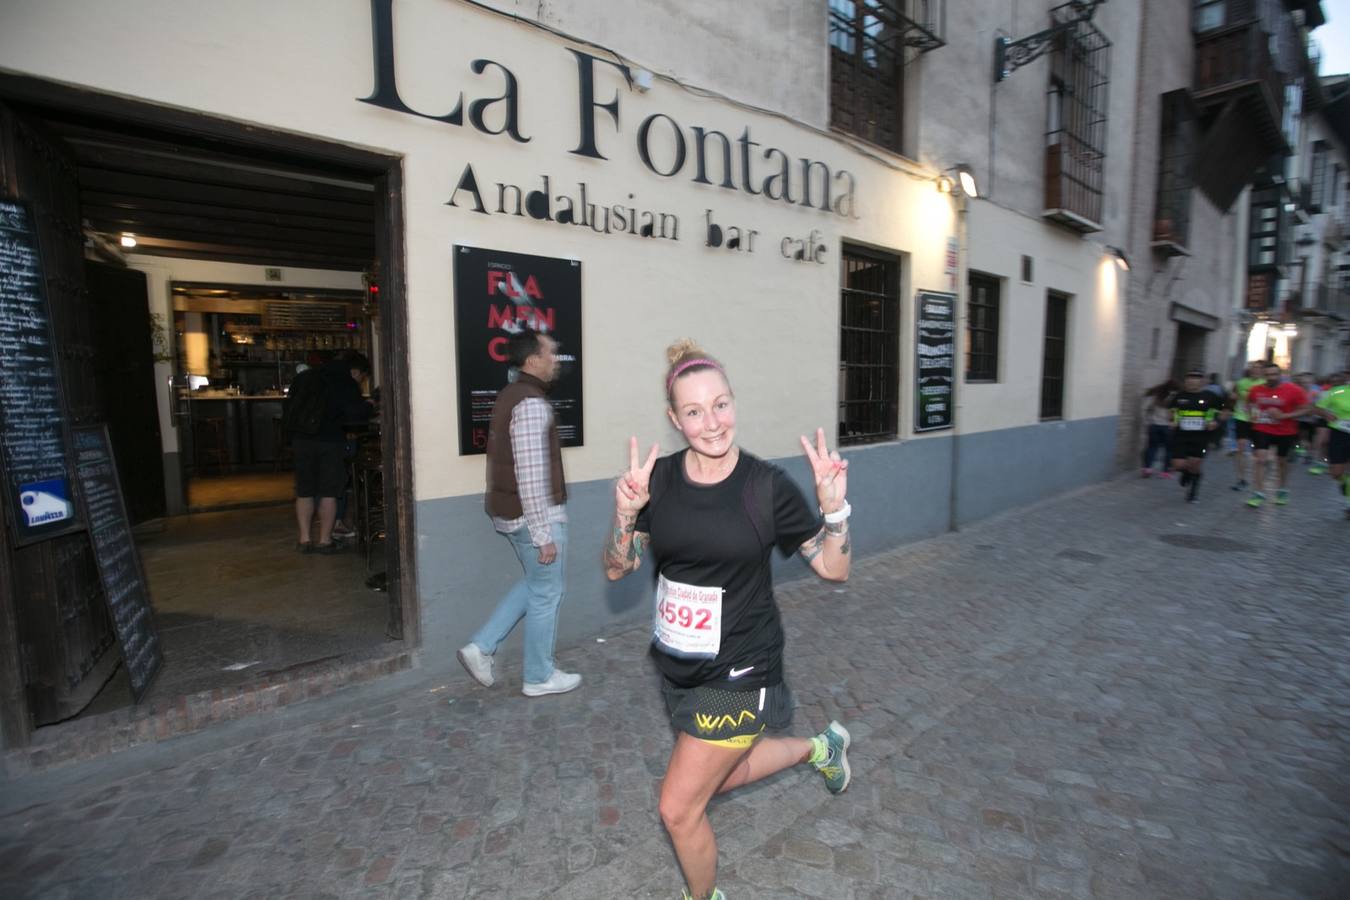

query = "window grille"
[1248,186,1283,269]
[1043,3,1111,232]
[838,247,900,445]
[828,0,944,154]
[1310,141,1328,212]
[1153,90,1196,252]
[1040,292,1069,420]
[966,272,1000,382]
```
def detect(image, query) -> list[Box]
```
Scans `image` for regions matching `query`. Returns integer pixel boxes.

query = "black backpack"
[282,368,326,437]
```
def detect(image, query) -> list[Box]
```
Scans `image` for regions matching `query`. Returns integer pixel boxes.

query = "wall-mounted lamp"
[120,233,137,248]
[1106,245,1130,272]
[937,164,979,198]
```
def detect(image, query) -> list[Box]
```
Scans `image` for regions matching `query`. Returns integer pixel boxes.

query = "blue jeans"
[1142,425,1171,470]
[471,522,567,684]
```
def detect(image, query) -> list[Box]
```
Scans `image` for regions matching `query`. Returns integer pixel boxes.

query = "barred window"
[1040,291,1070,420]
[828,1,945,155]
[1310,140,1328,213]
[1152,90,1196,252]
[966,272,1000,382]
[838,247,900,446]
[1043,4,1111,232]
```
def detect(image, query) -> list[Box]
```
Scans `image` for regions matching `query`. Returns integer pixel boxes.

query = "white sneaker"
[521,669,581,697]
[456,643,495,687]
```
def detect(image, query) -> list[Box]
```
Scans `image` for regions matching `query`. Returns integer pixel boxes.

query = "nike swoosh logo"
[728,666,754,679]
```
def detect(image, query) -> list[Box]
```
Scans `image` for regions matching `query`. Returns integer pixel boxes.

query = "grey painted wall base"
[415,416,1118,669]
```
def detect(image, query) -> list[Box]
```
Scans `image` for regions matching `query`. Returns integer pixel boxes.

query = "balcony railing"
[1193,20,1285,145]
[1302,282,1350,320]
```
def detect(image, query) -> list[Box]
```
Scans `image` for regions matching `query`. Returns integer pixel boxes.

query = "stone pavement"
[3,469,1349,899]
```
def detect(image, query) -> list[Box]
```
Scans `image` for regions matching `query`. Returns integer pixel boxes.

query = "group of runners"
[1142,361,1350,515]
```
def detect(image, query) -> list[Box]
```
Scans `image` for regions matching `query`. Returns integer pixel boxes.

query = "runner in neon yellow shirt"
[1230,361,1265,491]
[1313,372,1350,519]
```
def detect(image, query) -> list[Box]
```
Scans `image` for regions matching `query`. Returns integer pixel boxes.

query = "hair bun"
[666,338,703,366]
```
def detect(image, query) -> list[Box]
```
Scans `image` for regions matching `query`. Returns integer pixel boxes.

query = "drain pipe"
[949,192,970,533]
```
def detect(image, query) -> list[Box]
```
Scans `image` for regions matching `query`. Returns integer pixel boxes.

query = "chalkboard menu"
[915,290,955,433]
[72,425,161,701]
[0,199,81,544]
[453,246,583,455]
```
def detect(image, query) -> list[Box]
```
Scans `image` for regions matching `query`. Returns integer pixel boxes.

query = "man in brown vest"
[458,329,582,697]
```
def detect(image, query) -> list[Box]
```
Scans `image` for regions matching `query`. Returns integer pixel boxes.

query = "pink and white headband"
[666,358,721,391]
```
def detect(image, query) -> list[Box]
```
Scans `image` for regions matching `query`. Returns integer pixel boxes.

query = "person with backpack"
[284,350,372,553]
[602,339,853,900]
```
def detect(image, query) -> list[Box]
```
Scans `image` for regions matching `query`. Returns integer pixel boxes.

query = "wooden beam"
[84,213,374,254]
[82,198,373,235]
[129,238,370,271]
[77,168,373,220]
[70,142,375,203]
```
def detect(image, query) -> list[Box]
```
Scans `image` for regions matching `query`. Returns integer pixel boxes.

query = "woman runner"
[603,340,854,900]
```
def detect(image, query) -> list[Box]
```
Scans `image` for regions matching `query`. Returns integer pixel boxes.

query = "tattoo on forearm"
[800,530,826,563]
[604,513,644,574]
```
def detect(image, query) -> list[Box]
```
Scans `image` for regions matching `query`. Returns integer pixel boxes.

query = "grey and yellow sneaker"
[681,889,726,900]
[811,720,851,794]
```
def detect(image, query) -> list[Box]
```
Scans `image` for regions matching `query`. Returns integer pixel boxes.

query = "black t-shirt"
[1170,390,1218,438]
[634,449,823,690]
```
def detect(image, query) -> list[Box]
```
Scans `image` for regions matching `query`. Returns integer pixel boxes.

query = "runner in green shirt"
[1231,361,1265,492]
[1313,371,1350,519]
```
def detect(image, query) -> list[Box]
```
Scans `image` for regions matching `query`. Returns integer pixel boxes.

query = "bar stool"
[193,417,231,473]
[356,442,385,573]
[271,416,294,471]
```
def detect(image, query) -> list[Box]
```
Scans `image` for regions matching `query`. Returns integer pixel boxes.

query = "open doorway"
[0,74,416,749]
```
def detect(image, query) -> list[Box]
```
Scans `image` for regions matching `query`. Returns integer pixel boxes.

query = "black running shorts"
[1329,430,1350,466]
[1235,420,1253,441]
[1171,431,1209,460]
[1251,431,1296,457]
[663,681,793,749]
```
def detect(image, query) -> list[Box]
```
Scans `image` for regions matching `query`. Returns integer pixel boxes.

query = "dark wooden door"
[85,261,165,524]
[0,103,120,735]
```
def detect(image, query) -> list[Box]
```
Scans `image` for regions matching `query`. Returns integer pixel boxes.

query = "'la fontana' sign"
[359,0,855,258]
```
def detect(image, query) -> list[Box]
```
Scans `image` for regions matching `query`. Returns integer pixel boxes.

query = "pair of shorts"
[293,438,348,497]
[1252,431,1296,457]
[1235,420,1253,441]
[1170,431,1209,460]
[663,680,793,749]
[1329,430,1350,466]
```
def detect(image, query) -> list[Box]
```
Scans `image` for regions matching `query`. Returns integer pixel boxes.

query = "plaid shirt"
[491,396,566,546]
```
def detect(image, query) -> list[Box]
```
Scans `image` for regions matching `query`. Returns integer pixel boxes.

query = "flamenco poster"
[453,246,584,455]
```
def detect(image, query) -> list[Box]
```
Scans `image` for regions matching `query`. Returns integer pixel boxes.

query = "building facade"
[0,0,1154,748]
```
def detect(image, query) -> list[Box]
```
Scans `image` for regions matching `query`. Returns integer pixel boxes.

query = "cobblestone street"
[3,470,1349,899]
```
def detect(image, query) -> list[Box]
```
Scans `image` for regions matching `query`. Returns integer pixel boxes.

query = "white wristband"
[822,500,851,524]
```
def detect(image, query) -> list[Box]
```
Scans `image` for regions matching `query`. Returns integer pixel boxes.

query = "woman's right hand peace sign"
[616,436,659,515]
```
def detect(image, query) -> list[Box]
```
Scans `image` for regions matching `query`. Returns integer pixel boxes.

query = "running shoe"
[1231,479,1248,492]
[1275,489,1289,506]
[1246,492,1265,508]
[811,721,851,794]
[332,522,356,540]
[1309,463,1328,475]
[681,890,726,900]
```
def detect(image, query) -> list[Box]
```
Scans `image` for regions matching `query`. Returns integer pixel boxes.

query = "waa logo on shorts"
[19,479,74,528]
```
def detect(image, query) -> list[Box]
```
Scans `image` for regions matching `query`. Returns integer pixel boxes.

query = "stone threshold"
[1,647,414,776]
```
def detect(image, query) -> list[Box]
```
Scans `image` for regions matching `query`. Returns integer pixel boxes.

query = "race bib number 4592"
[653,574,722,659]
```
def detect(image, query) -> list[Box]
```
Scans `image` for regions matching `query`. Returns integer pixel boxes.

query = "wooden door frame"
[0,72,418,747]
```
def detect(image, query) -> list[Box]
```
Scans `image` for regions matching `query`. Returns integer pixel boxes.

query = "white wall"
[2,0,1124,507]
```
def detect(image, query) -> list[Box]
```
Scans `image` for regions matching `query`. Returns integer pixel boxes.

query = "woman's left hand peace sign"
[800,427,847,514]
